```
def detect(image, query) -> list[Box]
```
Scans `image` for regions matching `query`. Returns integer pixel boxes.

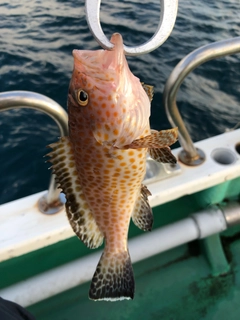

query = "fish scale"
[47,33,178,301]
[70,121,148,251]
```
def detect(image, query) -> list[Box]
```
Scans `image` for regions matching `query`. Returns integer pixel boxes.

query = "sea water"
[0,0,239,204]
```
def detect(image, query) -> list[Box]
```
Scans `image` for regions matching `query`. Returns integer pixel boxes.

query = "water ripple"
[0,0,239,204]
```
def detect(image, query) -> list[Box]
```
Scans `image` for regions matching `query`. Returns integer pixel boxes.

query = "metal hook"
[85,0,178,56]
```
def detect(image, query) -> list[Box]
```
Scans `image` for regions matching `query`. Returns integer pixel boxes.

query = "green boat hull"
[1,178,240,319]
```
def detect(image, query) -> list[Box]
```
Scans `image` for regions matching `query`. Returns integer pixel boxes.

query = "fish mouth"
[72,33,126,81]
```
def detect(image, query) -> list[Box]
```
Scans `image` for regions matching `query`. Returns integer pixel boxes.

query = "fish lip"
[109,33,124,63]
[67,92,78,108]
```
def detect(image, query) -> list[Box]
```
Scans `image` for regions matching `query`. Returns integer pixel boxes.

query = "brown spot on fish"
[105,124,110,131]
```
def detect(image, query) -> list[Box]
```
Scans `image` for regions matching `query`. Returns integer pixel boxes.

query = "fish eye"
[76,89,88,106]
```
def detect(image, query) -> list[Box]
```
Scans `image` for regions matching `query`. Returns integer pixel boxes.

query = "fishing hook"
[85,0,178,56]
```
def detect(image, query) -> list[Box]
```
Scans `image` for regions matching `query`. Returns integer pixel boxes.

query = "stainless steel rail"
[163,37,240,166]
[0,91,68,214]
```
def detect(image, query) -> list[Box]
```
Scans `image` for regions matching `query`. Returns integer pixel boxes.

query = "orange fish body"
[48,33,177,301]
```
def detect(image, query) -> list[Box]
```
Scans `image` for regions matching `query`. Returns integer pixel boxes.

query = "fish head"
[68,33,150,148]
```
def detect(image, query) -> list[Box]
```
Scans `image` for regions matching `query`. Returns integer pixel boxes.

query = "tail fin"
[89,250,135,301]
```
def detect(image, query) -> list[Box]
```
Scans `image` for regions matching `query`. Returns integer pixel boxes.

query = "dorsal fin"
[141,82,154,102]
[46,137,104,249]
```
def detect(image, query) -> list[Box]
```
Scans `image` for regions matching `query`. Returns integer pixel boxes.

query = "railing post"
[0,91,68,214]
[163,37,240,166]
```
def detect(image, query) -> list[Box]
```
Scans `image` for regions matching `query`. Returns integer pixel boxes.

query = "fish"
[47,33,178,301]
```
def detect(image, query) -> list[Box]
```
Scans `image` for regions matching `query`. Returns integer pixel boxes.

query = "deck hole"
[211,148,236,165]
[235,143,240,155]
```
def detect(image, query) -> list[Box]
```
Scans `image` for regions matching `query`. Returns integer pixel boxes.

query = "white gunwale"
[0,129,240,263]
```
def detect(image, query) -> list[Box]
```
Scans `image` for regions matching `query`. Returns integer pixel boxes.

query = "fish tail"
[89,250,134,301]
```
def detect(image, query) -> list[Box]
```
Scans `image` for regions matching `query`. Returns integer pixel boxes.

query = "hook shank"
[85,0,178,56]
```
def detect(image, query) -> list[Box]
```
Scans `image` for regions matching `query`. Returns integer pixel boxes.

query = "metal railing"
[163,36,240,166]
[0,91,68,214]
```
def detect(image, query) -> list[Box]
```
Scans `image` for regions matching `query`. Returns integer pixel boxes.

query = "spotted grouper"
[47,33,178,301]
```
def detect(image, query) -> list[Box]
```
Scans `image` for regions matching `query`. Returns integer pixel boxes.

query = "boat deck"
[28,234,240,320]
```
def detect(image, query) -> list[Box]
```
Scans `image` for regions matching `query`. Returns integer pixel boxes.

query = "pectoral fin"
[123,127,178,164]
[47,137,104,249]
[123,128,178,149]
[132,184,153,232]
[149,147,177,164]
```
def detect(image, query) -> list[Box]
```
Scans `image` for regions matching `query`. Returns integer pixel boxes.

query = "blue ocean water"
[0,0,239,204]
